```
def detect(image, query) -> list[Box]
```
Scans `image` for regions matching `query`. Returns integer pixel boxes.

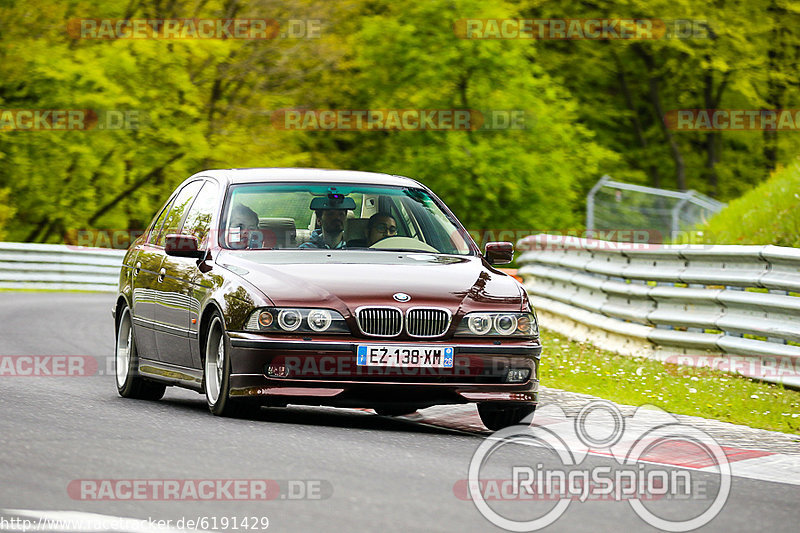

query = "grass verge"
[700,160,800,247]
[539,328,800,436]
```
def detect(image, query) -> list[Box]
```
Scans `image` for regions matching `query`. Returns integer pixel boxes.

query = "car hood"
[216,250,524,315]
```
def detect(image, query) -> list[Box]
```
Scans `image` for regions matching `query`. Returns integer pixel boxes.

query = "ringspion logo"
[462,401,730,531]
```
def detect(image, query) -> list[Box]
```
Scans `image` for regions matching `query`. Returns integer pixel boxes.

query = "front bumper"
[226,332,541,408]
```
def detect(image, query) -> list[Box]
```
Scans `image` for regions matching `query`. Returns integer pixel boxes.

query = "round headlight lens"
[277,309,302,331]
[467,314,493,335]
[258,311,274,328]
[494,314,518,335]
[307,309,332,332]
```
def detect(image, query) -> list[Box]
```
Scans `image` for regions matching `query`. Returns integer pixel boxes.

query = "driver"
[300,195,354,249]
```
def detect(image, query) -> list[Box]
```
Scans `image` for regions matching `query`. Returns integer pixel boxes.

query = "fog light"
[506,368,531,383]
[266,363,289,378]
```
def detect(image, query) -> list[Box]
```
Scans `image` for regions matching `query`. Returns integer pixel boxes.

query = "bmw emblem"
[393,293,411,302]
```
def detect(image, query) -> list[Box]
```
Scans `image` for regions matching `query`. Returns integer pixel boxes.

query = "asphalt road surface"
[0,292,797,532]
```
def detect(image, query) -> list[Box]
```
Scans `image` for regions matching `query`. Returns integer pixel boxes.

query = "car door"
[180,180,221,368]
[131,196,176,361]
[151,180,205,367]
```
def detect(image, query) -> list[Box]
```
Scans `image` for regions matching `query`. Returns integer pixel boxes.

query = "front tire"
[203,312,258,418]
[115,306,166,400]
[477,403,536,431]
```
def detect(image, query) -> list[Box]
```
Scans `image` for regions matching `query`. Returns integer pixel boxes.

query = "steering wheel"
[368,236,439,253]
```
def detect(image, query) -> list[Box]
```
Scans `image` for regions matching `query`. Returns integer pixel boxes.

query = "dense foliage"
[0,0,797,244]
[701,158,800,247]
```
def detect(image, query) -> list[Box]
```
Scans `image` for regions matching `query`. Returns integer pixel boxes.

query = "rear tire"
[477,403,536,431]
[203,312,259,418]
[115,306,166,401]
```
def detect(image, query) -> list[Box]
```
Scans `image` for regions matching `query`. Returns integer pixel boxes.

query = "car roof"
[195,168,424,188]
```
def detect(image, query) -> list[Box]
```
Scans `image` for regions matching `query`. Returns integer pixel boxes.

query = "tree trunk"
[703,59,728,198]
[635,46,687,190]
[613,50,660,188]
[87,152,185,226]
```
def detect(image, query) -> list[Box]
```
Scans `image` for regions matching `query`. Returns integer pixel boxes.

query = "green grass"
[701,161,800,247]
[539,328,800,435]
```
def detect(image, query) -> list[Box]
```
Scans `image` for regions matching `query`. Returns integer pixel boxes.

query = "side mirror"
[165,234,204,259]
[485,242,514,265]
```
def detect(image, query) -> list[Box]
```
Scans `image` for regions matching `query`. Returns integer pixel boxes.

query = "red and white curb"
[388,404,800,486]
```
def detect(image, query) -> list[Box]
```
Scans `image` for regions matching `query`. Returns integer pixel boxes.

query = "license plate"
[356,345,454,368]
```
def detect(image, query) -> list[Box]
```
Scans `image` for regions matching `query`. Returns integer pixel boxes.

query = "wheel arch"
[114,294,132,332]
[198,300,225,364]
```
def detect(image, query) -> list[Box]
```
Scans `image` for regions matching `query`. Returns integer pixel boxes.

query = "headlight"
[455,312,538,338]
[467,314,493,335]
[278,309,302,331]
[307,309,332,332]
[245,308,349,334]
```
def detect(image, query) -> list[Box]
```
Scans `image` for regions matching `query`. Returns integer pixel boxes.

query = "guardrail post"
[585,175,610,232]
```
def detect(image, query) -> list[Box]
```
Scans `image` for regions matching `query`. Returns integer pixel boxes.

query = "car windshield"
[220,183,474,255]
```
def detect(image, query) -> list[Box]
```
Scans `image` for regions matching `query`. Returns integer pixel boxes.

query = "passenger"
[228,204,260,249]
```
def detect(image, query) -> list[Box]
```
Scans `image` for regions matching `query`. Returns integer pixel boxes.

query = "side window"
[395,198,421,239]
[147,198,175,244]
[155,180,204,246]
[181,181,218,247]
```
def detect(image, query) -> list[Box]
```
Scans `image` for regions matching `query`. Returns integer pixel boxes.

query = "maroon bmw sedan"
[112,168,541,430]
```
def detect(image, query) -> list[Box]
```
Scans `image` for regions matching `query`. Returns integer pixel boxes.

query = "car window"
[221,183,475,255]
[155,180,204,247]
[393,197,421,239]
[147,198,175,245]
[181,181,218,247]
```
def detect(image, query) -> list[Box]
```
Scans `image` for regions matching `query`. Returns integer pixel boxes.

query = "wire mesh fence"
[586,175,726,243]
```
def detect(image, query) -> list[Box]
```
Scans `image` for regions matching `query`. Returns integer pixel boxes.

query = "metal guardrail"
[0,242,125,292]
[517,234,800,388]
[2,238,798,387]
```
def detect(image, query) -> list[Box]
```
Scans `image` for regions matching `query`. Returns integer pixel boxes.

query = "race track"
[0,293,797,532]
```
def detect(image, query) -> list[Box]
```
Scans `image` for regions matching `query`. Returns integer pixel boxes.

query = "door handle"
[133,262,141,277]
[158,268,166,283]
